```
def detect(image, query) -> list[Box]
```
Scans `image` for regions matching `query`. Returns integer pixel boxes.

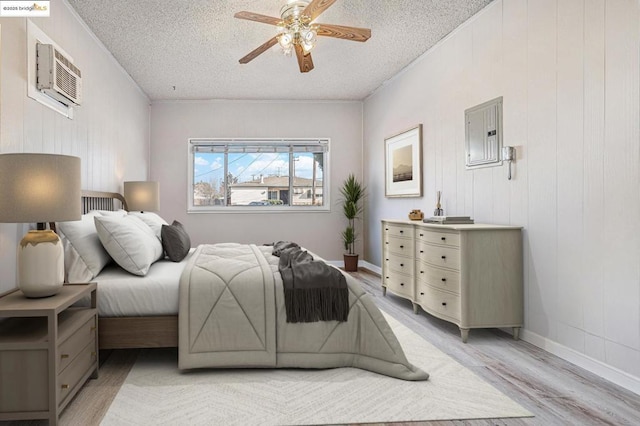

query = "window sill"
[188,206,331,214]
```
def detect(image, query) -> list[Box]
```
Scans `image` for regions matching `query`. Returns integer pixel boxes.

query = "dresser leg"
[513,327,521,340]
[382,287,387,296]
[460,328,469,343]
[412,302,418,314]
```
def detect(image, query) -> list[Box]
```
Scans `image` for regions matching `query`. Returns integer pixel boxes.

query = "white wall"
[0,1,150,293]
[363,0,640,391]
[150,100,362,261]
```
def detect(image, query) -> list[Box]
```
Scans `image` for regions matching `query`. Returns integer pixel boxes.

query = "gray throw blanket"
[272,241,349,323]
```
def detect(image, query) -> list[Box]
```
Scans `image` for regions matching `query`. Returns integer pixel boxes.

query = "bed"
[56,191,427,381]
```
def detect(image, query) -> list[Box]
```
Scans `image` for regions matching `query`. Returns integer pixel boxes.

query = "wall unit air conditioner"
[36,43,82,106]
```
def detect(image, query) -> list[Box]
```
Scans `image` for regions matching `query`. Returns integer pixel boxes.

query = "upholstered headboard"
[81,190,128,213]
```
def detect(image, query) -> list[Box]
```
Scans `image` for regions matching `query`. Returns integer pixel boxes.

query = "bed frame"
[78,190,179,350]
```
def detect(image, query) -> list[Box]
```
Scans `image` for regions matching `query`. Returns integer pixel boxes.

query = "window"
[188,138,329,212]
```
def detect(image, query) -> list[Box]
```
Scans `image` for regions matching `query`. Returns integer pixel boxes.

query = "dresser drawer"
[416,284,461,321]
[383,274,413,299]
[383,253,414,277]
[383,223,413,239]
[416,240,460,270]
[416,264,461,294]
[416,229,460,248]
[57,339,97,405]
[384,235,415,259]
[58,315,96,373]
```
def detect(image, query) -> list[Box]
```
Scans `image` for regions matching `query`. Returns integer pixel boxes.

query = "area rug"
[101,313,532,425]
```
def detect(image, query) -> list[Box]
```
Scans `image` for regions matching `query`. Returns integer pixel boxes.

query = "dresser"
[0,283,98,425]
[382,220,523,342]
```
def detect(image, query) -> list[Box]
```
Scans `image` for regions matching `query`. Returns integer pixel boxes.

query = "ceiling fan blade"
[234,11,282,26]
[316,23,371,42]
[303,0,338,22]
[239,37,279,64]
[295,45,314,73]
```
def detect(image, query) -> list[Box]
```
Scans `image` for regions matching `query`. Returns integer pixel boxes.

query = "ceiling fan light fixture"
[275,0,318,55]
[235,0,371,73]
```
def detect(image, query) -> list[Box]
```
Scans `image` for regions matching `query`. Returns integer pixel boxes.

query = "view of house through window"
[189,139,328,210]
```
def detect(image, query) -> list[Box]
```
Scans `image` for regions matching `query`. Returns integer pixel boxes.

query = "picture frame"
[385,125,423,197]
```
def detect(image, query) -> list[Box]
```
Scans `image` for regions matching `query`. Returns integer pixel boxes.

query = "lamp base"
[18,230,64,298]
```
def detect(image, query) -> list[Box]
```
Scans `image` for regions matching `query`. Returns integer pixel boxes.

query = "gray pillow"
[161,220,191,262]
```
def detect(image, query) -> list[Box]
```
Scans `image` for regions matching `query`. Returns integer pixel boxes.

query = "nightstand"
[0,283,98,425]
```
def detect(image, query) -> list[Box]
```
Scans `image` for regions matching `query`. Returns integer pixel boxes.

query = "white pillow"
[89,209,128,217]
[57,212,112,283]
[127,211,168,239]
[94,215,164,276]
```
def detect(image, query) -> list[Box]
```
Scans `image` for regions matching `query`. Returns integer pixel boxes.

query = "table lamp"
[124,181,159,212]
[0,153,81,297]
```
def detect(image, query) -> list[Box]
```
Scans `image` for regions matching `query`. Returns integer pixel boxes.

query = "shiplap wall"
[363,0,640,391]
[0,2,150,293]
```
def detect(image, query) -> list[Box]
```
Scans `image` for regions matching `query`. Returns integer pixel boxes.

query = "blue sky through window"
[194,152,322,184]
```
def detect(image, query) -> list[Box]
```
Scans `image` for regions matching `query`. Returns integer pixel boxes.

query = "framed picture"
[385,125,423,197]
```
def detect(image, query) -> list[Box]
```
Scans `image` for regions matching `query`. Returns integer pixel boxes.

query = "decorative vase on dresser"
[381,219,523,343]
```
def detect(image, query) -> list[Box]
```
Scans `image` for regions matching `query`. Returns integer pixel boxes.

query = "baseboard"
[359,261,381,276]
[520,329,640,396]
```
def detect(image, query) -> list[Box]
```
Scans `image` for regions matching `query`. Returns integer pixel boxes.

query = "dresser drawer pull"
[400,230,404,234]
[441,237,446,241]
[61,384,69,389]
[441,278,446,282]
[420,270,424,274]
[385,276,389,279]
[385,242,389,245]
[420,233,424,236]
[60,354,69,359]
[419,250,424,253]
[420,292,424,296]
[400,283,405,286]
[441,255,446,259]
[386,258,389,261]
[442,302,447,306]
[400,263,404,267]
[400,245,404,248]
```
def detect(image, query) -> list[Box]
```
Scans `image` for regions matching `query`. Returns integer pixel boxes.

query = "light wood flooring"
[4,269,639,425]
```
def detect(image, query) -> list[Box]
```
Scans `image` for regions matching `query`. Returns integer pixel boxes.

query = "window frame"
[187,138,330,213]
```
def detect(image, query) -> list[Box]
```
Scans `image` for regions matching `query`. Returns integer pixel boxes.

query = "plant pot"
[343,254,359,272]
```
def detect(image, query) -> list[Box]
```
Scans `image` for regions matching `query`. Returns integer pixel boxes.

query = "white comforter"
[178,243,428,381]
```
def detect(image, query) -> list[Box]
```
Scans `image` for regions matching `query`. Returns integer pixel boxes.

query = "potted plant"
[340,173,365,272]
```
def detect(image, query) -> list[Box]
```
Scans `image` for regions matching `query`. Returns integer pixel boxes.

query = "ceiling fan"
[234,0,371,73]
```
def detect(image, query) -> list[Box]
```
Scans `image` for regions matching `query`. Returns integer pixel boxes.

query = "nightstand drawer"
[58,315,96,373]
[383,235,414,257]
[416,241,460,270]
[416,229,460,248]
[58,340,97,404]
[383,274,413,298]
[416,264,460,294]
[383,223,413,239]
[416,284,461,321]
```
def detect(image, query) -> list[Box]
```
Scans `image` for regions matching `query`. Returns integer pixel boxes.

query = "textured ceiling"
[67,0,493,101]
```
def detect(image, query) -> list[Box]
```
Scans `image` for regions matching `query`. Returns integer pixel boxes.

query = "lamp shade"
[0,153,81,298]
[0,153,81,223]
[124,181,160,212]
